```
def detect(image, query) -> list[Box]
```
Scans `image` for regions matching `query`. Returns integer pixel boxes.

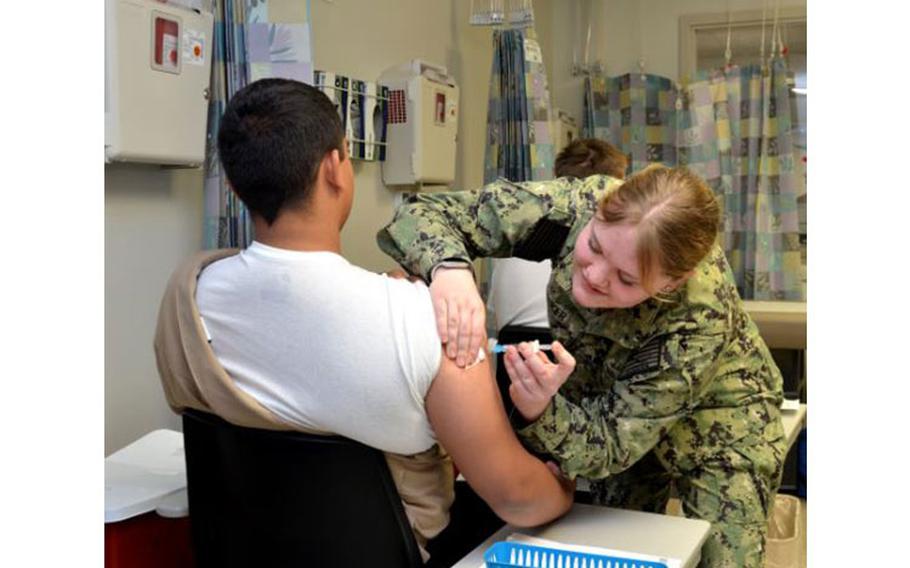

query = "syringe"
[488,338,553,354]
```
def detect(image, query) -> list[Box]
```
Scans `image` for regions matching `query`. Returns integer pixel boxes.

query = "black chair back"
[182,410,424,568]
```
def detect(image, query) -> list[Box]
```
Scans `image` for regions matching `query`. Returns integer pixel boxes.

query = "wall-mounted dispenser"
[379,60,459,186]
[105,0,214,166]
[315,71,389,162]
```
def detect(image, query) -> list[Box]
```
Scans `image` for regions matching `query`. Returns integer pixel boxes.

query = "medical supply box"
[105,0,214,166]
[379,60,459,185]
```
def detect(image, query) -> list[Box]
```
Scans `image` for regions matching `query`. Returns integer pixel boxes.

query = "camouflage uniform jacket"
[377,175,786,485]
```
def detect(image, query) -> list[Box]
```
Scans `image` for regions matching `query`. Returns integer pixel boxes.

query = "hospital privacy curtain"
[583,59,803,301]
[483,28,555,185]
[203,0,314,250]
[480,27,556,311]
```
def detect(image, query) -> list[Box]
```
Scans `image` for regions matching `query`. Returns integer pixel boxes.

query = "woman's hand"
[504,341,576,422]
[429,266,486,368]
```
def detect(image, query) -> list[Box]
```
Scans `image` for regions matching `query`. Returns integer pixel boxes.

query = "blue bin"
[484,541,668,568]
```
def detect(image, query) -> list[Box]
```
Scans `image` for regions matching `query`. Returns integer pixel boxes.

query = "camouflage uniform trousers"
[587,449,784,567]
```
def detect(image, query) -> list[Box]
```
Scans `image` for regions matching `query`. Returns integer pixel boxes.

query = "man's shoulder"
[194,249,246,294]
[163,248,240,301]
[178,248,240,275]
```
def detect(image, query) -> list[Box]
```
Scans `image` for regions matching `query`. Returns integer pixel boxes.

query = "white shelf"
[743,300,807,349]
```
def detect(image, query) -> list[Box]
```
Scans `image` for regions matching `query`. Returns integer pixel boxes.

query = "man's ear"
[321,148,344,191]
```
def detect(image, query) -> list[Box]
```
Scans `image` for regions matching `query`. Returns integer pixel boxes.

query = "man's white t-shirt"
[196,242,442,455]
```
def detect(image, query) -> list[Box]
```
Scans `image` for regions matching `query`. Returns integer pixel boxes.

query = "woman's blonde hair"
[597,165,720,296]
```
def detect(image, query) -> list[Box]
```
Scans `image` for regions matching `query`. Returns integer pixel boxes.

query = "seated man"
[153,78,574,564]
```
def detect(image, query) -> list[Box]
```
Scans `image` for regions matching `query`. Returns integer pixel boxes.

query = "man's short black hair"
[554,137,628,180]
[217,78,345,225]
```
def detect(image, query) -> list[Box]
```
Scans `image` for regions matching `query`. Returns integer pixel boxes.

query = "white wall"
[105,0,500,453]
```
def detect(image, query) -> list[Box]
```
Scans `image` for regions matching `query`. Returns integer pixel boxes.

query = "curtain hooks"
[770,0,780,64]
[571,0,579,71]
[776,2,787,58]
[724,0,733,69]
[584,12,593,68]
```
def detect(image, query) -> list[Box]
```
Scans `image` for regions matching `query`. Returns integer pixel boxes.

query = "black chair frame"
[182,409,424,568]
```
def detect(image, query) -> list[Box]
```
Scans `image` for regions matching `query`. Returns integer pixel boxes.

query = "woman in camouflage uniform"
[377,165,787,567]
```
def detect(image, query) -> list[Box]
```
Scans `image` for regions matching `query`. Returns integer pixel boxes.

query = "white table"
[105,429,189,523]
[452,503,711,568]
[781,403,808,451]
[455,405,807,567]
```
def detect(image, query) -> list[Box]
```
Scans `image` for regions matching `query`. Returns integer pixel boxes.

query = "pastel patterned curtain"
[203,0,314,249]
[583,73,677,174]
[678,59,802,300]
[483,28,555,185]
[481,25,555,314]
[581,59,803,301]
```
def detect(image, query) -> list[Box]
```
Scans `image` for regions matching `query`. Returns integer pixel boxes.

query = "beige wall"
[311,0,496,272]
[105,165,203,454]
[542,0,639,131]
[633,0,806,81]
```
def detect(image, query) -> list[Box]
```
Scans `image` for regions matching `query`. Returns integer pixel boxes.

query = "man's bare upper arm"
[424,354,539,502]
